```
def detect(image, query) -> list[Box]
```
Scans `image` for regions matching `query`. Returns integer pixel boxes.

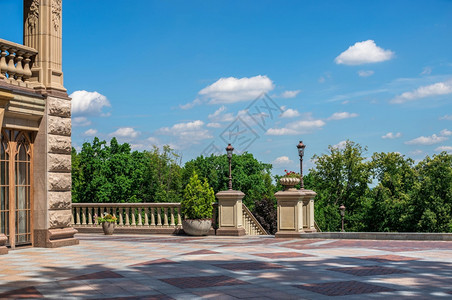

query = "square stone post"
[0,234,8,255]
[216,190,246,236]
[275,189,316,238]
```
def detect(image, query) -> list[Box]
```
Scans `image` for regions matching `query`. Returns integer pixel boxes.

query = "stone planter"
[102,222,115,235]
[280,177,301,191]
[182,219,212,236]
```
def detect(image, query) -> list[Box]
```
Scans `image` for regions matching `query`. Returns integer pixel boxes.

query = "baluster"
[71,207,75,225]
[177,208,182,226]
[94,207,99,224]
[6,48,16,81]
[164,208,169,226]
[76,207,81,225]
[112,207,117,220]
[14,51,24,82]
[81,207,86,225]
[157,208,162,226]
[131,207,136,226]
[22,53,32,81]
[144,207,149,226]
[100,207,105,217]
[88,207,93,225]
[125,207,130,226]
[138,207,142,226]
[119,207,124,226]
[0,47,7,79]
[150,207,156,226]
[106,207,111,215]
[170,208,175,226]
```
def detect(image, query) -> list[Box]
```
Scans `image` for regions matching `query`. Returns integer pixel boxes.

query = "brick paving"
[0,234,451,299]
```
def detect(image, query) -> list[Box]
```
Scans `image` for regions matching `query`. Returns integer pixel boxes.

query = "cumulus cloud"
[84,129,98,136]
[328,112,358,120]
[198,75,274,104]
[156,120,212,144]
[409,149,424,156]
[266,117,325,136]
[440,115,452,121]
[358,70,374,77]
[391,79,452,104]
[72,116,91,127]
[335,40,394,65]
[280,108,300,118]
[333,140,347,149]
[440,129,452,136]
[109,127,140,139]
[382,132,402,139]
[405,134,448,145]
[435,146,452,153]
[280,90,301,98]
[70,90,111,115]
[272,156,294,166]
[207,122,222,128]
[179,99,201,110]
[208,106,234,123]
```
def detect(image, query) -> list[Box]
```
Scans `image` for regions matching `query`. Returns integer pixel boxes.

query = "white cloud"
[147,136,160,145]
[409,149,424,156]
[382,132,402,139]
[156,120,212,144]
[421,67,432,75]
[435,146,452,153]
[440,115,452,120]
[405,134,448,145]
[72,116,91,127]
[70,90,111,115]
[391,79,452,104]
[440,129,452,136]
[358,70,374,77]
[83,129,98,136]
[335,40,394,65]
[280,90,301,98]
[179,99,201,110]
[266,117,325,136]
[208,106,234,123]
[328,112,358,120]
[280,108,300,118]
[272,156,294,166]
[198,75,274,104]
[333,140,347,149]
[109,127,140,139]
[207,122,222,128]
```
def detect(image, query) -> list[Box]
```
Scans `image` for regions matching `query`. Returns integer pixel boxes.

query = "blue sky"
[2,0,452,175]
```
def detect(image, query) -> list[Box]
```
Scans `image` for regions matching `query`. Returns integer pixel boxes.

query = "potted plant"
[280,170,301,191]
[95,212,117,235]
[180,171,215,236]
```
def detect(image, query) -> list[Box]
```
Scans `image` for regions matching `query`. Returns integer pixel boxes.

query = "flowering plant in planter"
[95,212,117,224]
[283,170,300,178]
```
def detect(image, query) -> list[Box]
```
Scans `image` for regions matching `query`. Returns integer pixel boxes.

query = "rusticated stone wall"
[46,95,72,229]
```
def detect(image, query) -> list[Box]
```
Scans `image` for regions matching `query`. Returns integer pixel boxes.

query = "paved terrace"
[0,234,451,299]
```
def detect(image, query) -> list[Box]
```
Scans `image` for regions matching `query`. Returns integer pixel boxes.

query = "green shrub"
[181,171,215,219]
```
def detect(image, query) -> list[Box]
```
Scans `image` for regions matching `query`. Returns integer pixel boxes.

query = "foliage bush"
[252,197,277,234]
[180,171,215,219]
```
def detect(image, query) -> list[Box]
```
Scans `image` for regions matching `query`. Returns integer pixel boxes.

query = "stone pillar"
[275,189,316,238]
[216,190,246,236]
[24,0,66,95]
[0,234,8,255]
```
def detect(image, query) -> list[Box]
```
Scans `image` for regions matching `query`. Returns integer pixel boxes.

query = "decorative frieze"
[47,97,70,117]
[48,134,71,154]
[48,172,71,191]
[48,115,71,136]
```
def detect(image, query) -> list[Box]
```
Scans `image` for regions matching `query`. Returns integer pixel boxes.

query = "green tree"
[181,171,215,219]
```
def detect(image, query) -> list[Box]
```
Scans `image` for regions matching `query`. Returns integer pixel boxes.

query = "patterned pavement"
[0,233,451,299]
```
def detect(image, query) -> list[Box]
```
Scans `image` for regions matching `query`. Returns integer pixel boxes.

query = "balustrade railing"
[0,38,38,88]
[242,204,268,235]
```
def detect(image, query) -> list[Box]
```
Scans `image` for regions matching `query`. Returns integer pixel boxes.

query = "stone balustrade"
[242,205,268,235]
[0,38,38,88]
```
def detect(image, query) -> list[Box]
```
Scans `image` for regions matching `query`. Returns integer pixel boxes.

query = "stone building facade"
[0,0,77,254]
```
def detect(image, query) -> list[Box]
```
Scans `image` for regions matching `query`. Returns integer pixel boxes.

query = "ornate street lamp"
[296,141,306,189]
[339,204,346,232]
[226,144,234,190]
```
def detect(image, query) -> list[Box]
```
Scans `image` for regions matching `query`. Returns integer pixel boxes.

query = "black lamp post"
[226,144,234,190]
[339,204,346,232]
[297,141,306,189]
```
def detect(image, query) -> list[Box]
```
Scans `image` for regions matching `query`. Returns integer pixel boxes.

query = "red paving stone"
[281,240,323,249]
[64,270,124,281]
[96,296,174,300]
[181,249,219,255]
[357,254,420,262]
[328,265,410,276]
[0,287,44,299]
[214,261,284,271]
[253,252,314,259]
[295,280,396,296]
[130,258,179,267]
[160,275,248,289]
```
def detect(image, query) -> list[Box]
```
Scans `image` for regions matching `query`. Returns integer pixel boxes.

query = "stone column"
[275,189,316,238]
[216,190,246,236]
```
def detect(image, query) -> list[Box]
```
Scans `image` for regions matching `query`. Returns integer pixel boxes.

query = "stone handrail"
[242,204,268,235]
[0,38,38,88]
[72,203,182,228]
